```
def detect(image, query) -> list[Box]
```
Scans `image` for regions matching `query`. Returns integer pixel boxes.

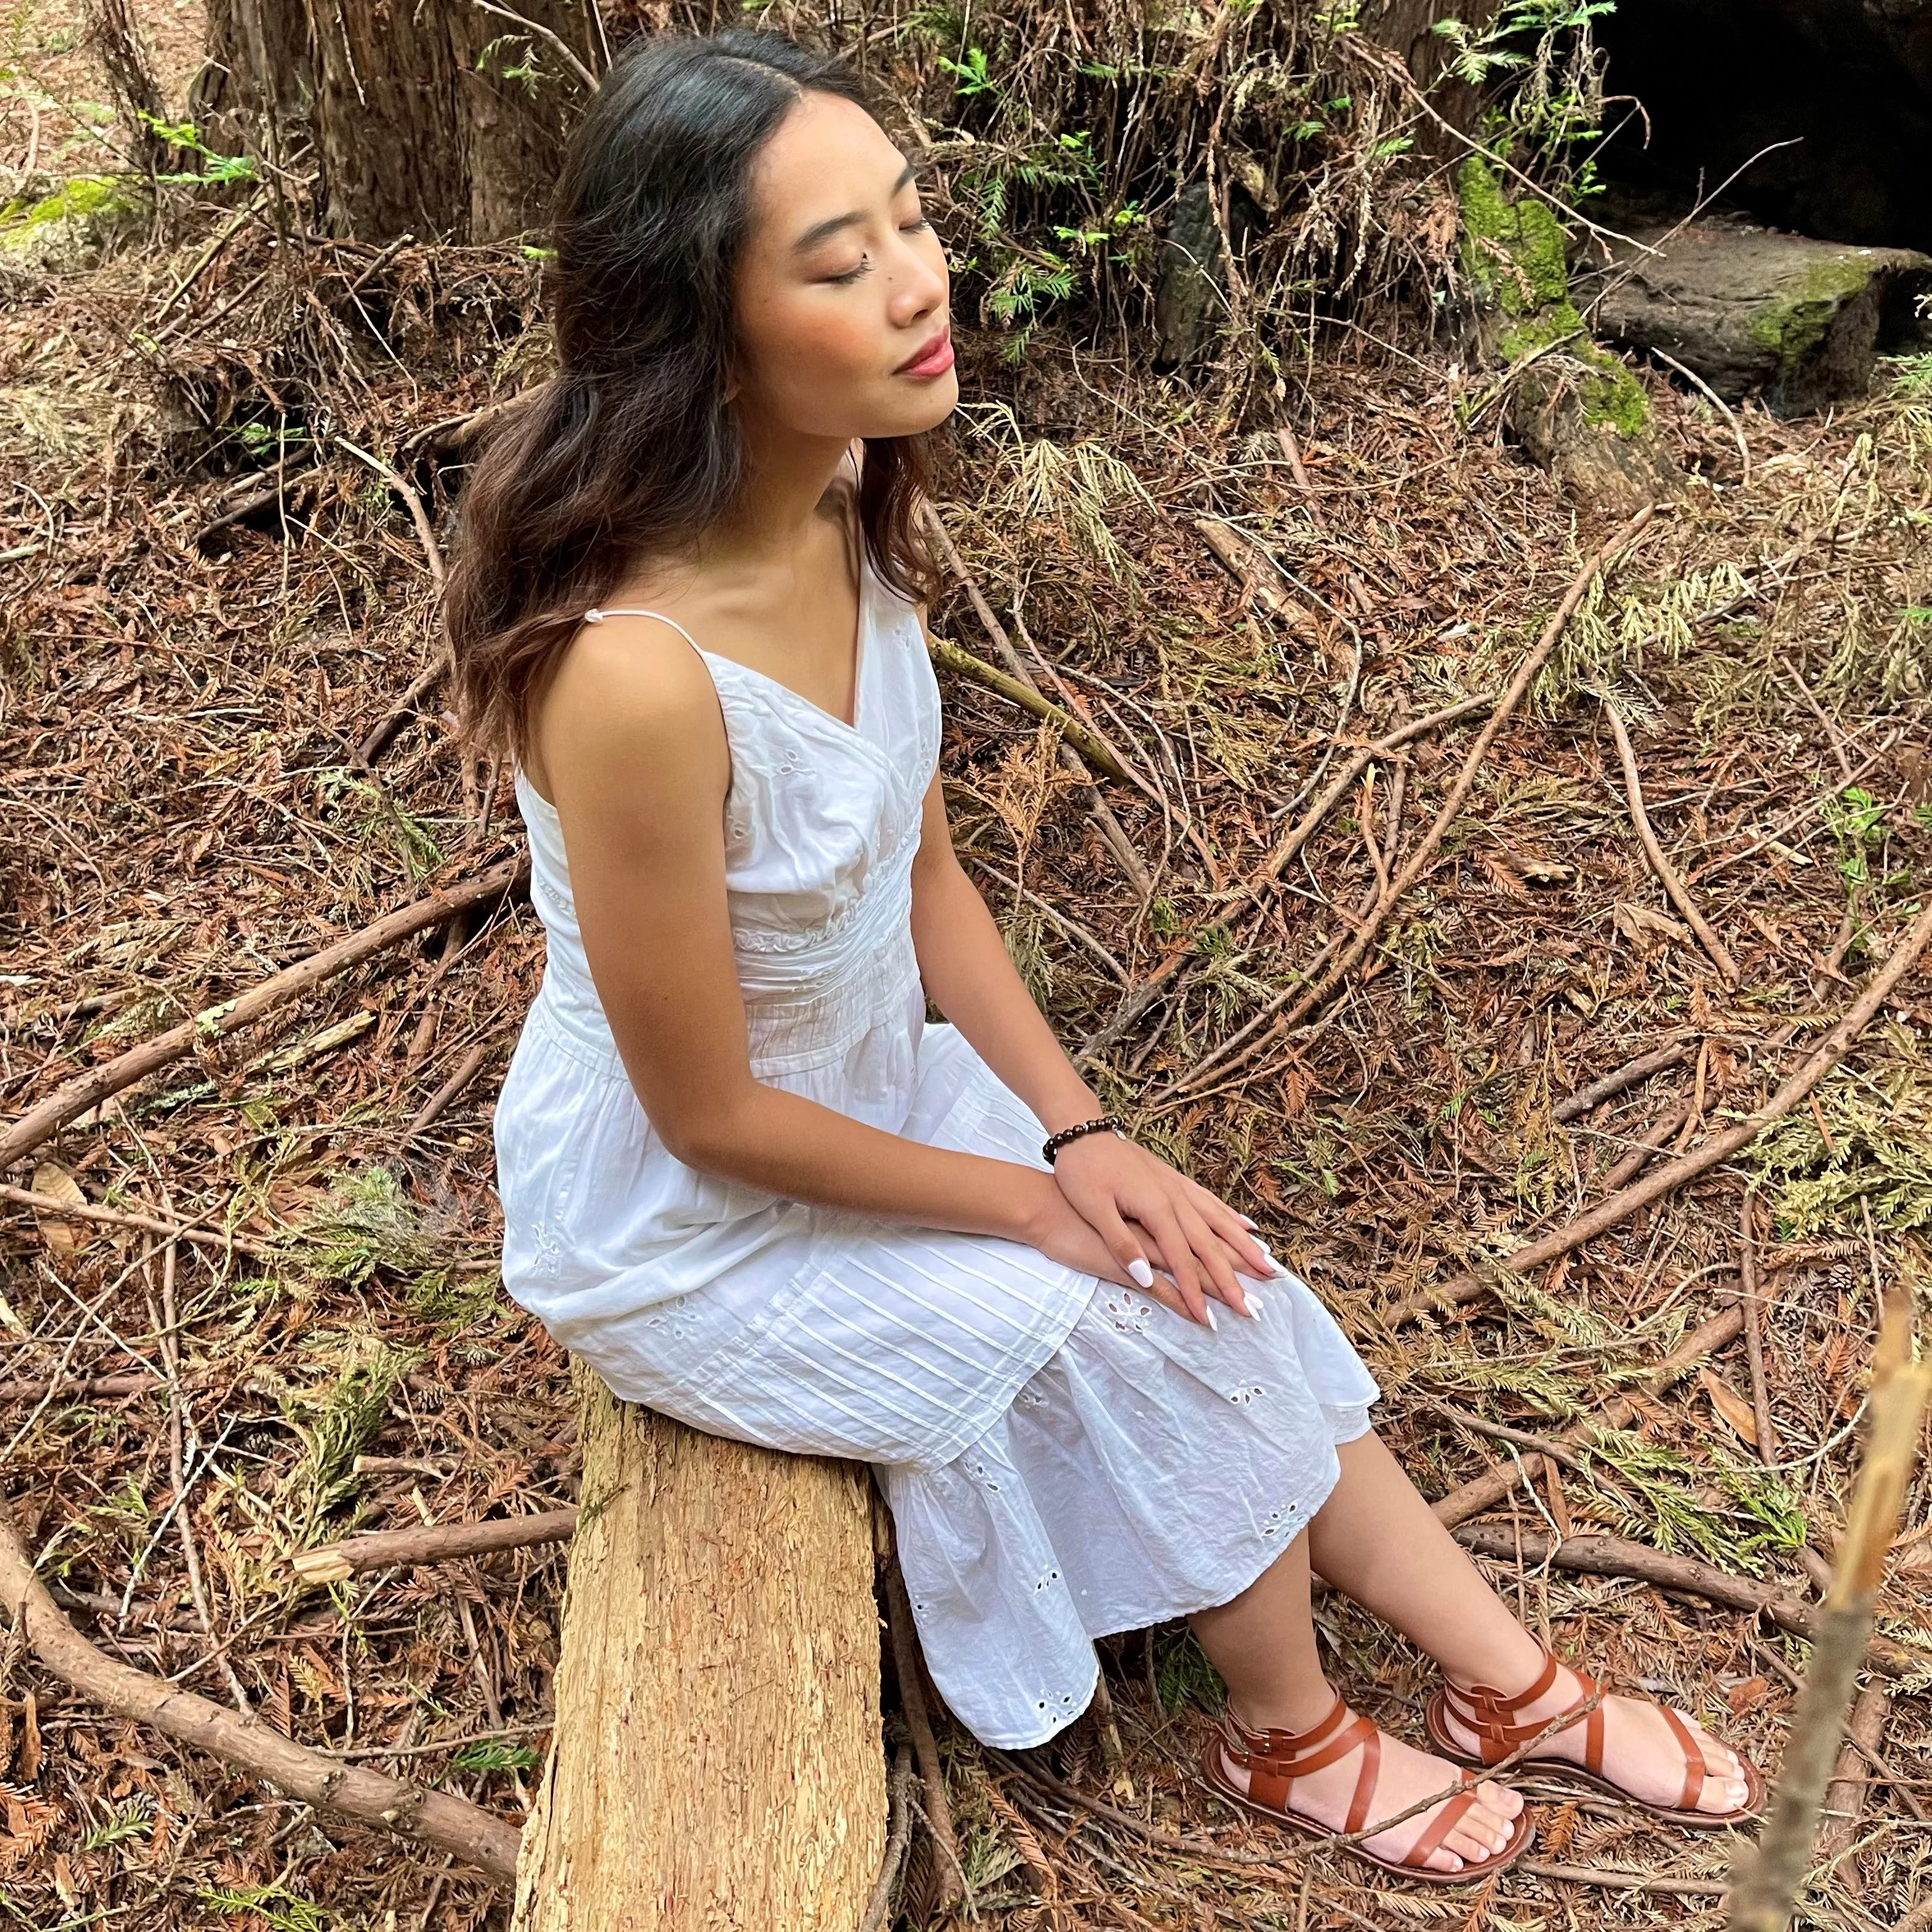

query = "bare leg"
[1307,1433,1749,1814]
[1187,1531,1523,1873]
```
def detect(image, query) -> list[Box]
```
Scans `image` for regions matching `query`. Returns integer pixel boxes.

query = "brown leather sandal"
[1201,1693,1534,1885]
[1424,1646,1765,1829]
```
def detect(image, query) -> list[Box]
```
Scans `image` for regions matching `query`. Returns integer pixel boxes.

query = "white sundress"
[492,547,1382,1748]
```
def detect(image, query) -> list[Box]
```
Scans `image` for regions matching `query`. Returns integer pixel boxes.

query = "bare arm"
[536,615,1139,1288]
[905,630,1274,1320]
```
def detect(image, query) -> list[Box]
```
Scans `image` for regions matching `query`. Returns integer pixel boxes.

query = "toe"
[1477,1778,1524,1819]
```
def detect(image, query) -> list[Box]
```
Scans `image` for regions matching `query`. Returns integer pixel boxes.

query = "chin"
[873,373,960,439]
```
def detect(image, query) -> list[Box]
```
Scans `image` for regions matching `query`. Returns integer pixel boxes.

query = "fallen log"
[511,1361,884,1930]
[0,1501,521,1882]
[1589,219,1932,417]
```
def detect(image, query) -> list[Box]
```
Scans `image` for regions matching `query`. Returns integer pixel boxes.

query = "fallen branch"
[927,634,1135,785]
[1740,1190,1779,1462]
[1554,1037,1695,1123]
[0,857,527,1174]
[1387,894,1932,1327]
[1172,506,1657,1094]
[1730,1290,1932,1928]
[1818,1686,1892,1868]
[1451,1525,1926,1681]
[1603,701,1738,981]
[1227,692,1495,902]
[0,1181,283,1262]
[1522,1860,1728,1898]
[292,1508,580,1584]
[0,1502,522,1883]
[924,505,1153,896]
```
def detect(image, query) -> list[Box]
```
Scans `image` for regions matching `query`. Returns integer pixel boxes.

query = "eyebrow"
[791,160,919,253]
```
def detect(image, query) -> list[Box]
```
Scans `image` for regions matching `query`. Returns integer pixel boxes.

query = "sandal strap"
[1401,1781,1480,1871]
[1658,1701,1708,1812]
[1222,1695,1380,1831]
[1447,1647,1715,1812]
[1442,1646,1600,1763]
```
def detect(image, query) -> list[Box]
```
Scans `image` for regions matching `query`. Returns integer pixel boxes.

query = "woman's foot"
[1432,1650,1754,1820]
[1213,1688,1526,1874]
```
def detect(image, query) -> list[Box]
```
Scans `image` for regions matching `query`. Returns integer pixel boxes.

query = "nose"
[887,237,946,325]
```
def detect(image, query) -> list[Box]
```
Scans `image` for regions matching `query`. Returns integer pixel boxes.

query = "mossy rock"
[0,174,148,271]
[1587,217,1932,417]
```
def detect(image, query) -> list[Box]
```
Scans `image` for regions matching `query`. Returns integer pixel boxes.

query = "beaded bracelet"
[1041,1114,1128,1165]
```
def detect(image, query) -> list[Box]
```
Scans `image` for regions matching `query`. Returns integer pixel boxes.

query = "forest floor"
[4,30,1932,1932]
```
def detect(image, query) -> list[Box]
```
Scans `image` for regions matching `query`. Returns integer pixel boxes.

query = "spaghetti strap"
[582,606,704,654]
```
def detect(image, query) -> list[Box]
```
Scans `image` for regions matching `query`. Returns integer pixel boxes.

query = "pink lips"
[897,325,954,379]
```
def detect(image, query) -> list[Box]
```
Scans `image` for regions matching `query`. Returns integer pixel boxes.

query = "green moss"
[1575,343,1650,436]
[1497,300,1584,361]
[1457,155,1568,315]
[1747,255,1876,368]
[1,174,143,265]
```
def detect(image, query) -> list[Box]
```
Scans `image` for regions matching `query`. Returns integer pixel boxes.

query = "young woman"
[448,29,1761,1886]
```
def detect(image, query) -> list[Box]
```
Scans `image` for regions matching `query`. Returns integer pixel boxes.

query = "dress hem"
[940,1407,1376,1752]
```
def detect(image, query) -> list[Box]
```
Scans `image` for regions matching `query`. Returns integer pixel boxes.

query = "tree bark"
[512,1362,885,1932]
[199,0,598,240]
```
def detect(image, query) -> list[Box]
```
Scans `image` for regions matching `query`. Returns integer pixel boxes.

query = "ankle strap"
[1442,1647,1600,1763]
[1222,1694,1383,1832]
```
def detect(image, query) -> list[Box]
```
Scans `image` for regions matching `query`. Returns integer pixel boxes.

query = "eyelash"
[825,216,932,285]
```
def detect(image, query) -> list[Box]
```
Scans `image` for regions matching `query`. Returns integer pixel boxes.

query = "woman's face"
[733,90,956,444]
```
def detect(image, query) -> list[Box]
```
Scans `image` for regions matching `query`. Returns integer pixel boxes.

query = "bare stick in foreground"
[1728,1289,1932,1932]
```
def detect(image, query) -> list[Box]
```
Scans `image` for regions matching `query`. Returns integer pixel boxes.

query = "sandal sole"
[1201,1735,1536,1886]
[1424,1692,1765,1830]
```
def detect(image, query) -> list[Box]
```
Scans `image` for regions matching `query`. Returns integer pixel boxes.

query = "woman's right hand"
[1017,1174,1244,1330]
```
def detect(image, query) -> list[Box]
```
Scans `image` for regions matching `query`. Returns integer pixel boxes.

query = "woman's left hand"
[1048,1131,1280,1328]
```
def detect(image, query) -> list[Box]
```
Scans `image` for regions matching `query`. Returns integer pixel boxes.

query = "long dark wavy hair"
[446,29,940,767]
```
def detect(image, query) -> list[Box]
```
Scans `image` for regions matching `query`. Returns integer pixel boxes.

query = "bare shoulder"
[533,609,727,812]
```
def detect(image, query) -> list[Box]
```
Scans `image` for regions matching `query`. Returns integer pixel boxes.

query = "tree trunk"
[198,0,599,240]
[513,1362,885,1932]
[1587,219,1932,416]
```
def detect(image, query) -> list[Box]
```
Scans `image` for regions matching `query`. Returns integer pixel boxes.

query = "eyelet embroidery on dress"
[1100,1291,1152,1335]
[1032,1565,1062,1593]
[965,1455,1003,1493]
[1228,1383,1267,1406]
[1013,1381,1052,1411]
[1033,1687,1084,1717]
[640,1297,705,1341]
[1261,1504,1293,1540]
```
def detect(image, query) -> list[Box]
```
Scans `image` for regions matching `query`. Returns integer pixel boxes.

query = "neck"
[701,416,855,573]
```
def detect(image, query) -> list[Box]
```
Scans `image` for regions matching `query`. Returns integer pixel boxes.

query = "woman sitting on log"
[446,27,1761,1887]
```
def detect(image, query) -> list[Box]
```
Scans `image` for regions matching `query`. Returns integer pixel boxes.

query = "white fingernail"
[1128,1257,1154,1288]
[1203,1301,1219,1331]
[1245,1291,1265,1322]
[1237,1214,1259,1229]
